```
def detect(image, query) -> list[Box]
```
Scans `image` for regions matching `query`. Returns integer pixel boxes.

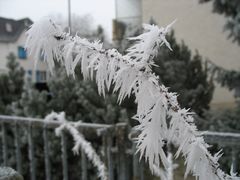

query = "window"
[27,70,32,75]
[5,23,12,32]
[18,46,27,59]
[36,71,47,83]
[27,70,32,77]
[25,70,32,82]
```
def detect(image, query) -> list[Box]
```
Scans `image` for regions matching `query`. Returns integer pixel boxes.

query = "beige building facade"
[141,0,240,108]
[0,17,48,83]
[115,0,240,108]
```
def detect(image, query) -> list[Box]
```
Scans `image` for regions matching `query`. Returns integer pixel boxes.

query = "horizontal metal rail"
[0,115,129,180]
[0,115,239,178]
[1,115,239,142]
[203,131,240,138]
[0,115,115,130]
[203,131,240,146]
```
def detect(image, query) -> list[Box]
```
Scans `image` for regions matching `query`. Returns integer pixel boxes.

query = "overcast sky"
[0,0,115,39]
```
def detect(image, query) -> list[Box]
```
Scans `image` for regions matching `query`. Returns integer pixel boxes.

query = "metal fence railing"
[0,115,239,180]
[203,131,240,173]
[0,115,134,180]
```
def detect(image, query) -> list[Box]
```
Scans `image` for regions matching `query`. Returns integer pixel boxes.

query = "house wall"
[141,0,240,108]
[115,0,141,18]
[0,31,48,82]
[115,0,142,37]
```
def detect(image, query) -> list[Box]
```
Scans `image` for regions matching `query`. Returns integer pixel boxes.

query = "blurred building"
[113,0,141,40]
[0,17,48,84]
[114,0,240,109]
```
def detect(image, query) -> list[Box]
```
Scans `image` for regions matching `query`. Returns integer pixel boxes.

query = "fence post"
[28,122,36,180]
[107,133,114,180]
[139,160,144,180]
[116,123,128,180]
[231,148,238,174]
[61,132,68,180]
[81,148,87,180]
[102,129,114,180]
[133,143,140,180]
[43,123,51,180]
[1,122,7,166]
[14,122,22,174]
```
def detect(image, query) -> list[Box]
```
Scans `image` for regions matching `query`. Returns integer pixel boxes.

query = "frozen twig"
[26,18,239,180]
[44,112,107,180]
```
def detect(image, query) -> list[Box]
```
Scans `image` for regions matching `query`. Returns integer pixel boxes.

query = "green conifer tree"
[0,53,24,114]
[153,31,214,116]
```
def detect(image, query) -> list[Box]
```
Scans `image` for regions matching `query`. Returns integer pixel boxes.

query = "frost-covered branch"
[44,112,107,180]
[26,18,239,180]
[152,152,177,180]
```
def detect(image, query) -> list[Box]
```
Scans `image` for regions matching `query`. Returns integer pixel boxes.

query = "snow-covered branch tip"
[44,112,107,180]
[152,152,177,180]
[26,18,239,180]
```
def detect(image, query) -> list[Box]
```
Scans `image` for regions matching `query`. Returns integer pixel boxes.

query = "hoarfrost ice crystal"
[26,18,239,180]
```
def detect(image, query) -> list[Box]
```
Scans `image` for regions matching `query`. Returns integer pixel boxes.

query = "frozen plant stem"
[45,112,107,180]
[26,18,239,180]
[152,152,176,180]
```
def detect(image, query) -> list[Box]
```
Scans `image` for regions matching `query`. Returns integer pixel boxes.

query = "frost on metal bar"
[25,18,239,180]
[45,112,107,180]
[28,123,36,180]
[81,148,87,180]
[14,122,22,174]
[43,123,51,180]
[1,122,7,166]
[60,132,68,180]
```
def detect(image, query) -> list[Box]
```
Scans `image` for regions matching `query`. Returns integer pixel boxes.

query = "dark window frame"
[36,70,47,83]
[18,46,27,59]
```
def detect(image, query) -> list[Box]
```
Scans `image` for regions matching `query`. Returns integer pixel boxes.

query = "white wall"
[142,0,240,108]
[115,0,141,18]
[0,31,48,82]
[115,0,142,36]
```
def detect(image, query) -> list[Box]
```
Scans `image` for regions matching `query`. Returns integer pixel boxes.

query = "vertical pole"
[68,0,71,34]
[81,149,87,180]
[2,122,7,166]
[115,0,118,19]
[107,133,114,180]
[231,148,237,174]
[43,124,51,180]
[133,143,140,180]
[116,124,127,180]
[102,132,108,179]
[61,132,68,180]
[14,122,22,174]
[139,160,144,180]
[28,123,36,180]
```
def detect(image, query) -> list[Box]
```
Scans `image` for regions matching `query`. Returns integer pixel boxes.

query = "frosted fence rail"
[0,115,122,180]
[0,115,239,180]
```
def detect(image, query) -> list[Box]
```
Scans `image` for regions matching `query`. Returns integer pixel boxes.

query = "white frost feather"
[26,18,239,180]
[45,112,107,180]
